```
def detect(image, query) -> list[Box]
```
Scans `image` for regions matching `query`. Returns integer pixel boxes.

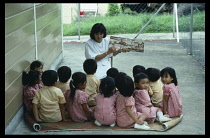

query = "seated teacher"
[85,23,128,79]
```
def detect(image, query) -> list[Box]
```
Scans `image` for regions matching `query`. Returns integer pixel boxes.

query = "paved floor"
[11,33,205,135]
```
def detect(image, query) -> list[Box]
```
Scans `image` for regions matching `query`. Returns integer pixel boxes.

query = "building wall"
[62,3,78,24]
[5,3,62,129]
[62,3,121,24]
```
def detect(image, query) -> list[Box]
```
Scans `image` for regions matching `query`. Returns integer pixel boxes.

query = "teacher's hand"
[108,46,116,53]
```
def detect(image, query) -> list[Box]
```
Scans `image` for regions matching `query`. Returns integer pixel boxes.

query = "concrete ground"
[11,33,205,135]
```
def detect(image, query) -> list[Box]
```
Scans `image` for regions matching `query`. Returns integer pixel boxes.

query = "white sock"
[157,111,163,118]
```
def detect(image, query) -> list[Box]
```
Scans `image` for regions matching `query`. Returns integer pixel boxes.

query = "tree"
[106,3,120,16]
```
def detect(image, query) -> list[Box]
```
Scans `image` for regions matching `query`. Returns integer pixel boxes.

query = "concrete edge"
[5,106,24,134]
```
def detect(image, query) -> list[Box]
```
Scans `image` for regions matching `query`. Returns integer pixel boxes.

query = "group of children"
[22,59,182,130]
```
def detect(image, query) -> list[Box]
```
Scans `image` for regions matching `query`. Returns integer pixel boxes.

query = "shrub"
[106,3,121,16]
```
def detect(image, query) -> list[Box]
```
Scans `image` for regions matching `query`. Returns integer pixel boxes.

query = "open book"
[110,36,144,52]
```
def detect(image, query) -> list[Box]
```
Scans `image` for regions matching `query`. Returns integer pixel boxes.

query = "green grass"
[63,11,205,36]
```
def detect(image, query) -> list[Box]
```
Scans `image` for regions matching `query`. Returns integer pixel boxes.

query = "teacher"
[85,23,127,79]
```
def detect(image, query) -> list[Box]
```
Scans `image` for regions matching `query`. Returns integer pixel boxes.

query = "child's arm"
[81,103,93,121]
[147,85,153,97]
[126,106,144,125]
[32,103,43,122]
[59,103,70,121]
[163,94,169,114]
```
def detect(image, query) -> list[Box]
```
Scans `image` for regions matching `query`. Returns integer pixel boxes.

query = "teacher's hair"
[90,23,107,40]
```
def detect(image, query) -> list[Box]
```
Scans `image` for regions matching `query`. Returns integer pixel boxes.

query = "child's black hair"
[160,67,178,86]
[145,67,160,82]
[30,60,44,70]
[134,73,149,90]
[22,70,40,86]
[83,59,97,74]
[42,70,58,86]
[99,76,115,98]
[90,23,107,40]
[57,66,72,83]
[115,72,134,97]
[106,67,119,79]
[132,65,146,77]
[69,72,87,102]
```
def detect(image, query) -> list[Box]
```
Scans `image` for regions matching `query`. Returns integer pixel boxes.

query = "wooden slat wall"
[5,3,62,128]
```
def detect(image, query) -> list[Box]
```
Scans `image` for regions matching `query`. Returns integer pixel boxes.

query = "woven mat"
[24,112,183,132]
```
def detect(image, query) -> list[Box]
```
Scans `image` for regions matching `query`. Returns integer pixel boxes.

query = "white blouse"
[85,37,113,79]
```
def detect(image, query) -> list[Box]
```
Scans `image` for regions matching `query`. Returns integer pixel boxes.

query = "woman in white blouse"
[85,23,127,79]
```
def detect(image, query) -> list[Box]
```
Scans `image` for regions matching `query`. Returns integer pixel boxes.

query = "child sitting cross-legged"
[94,76,119,127]
[32,70,69,122]
[64,72,94,122]
[22,70,41,114]
[55,66,72,94]
[83,59,101,107]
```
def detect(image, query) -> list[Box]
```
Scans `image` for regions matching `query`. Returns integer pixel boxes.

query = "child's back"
[32,70,66,122]
[65,89,93,122]
[115,72,150,130]
[33,86,65,122]
[116,93,141,128]
[56,81,70,94]
[94,76,118,127]
[148,80,163,107]
[83,59,100,107]
[55,66,72,93]
[146,68,163,107]
[65,72,94,122]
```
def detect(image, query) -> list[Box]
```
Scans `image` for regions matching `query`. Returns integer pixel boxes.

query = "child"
[22,70,40,113]
[115,72,150,130]
[64,72,94,122]
[30,60,44,88]
[133,65,152,96]
[94,76,119,127]
[133,73,172,124]
[106,67,119,79]
[145,67,163,107]
[107,67,119,92]
[160,67,183,117]
[132,65,146,77]
[55,66,72,93]
[32,70,68,122]
[83,59,100,107]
